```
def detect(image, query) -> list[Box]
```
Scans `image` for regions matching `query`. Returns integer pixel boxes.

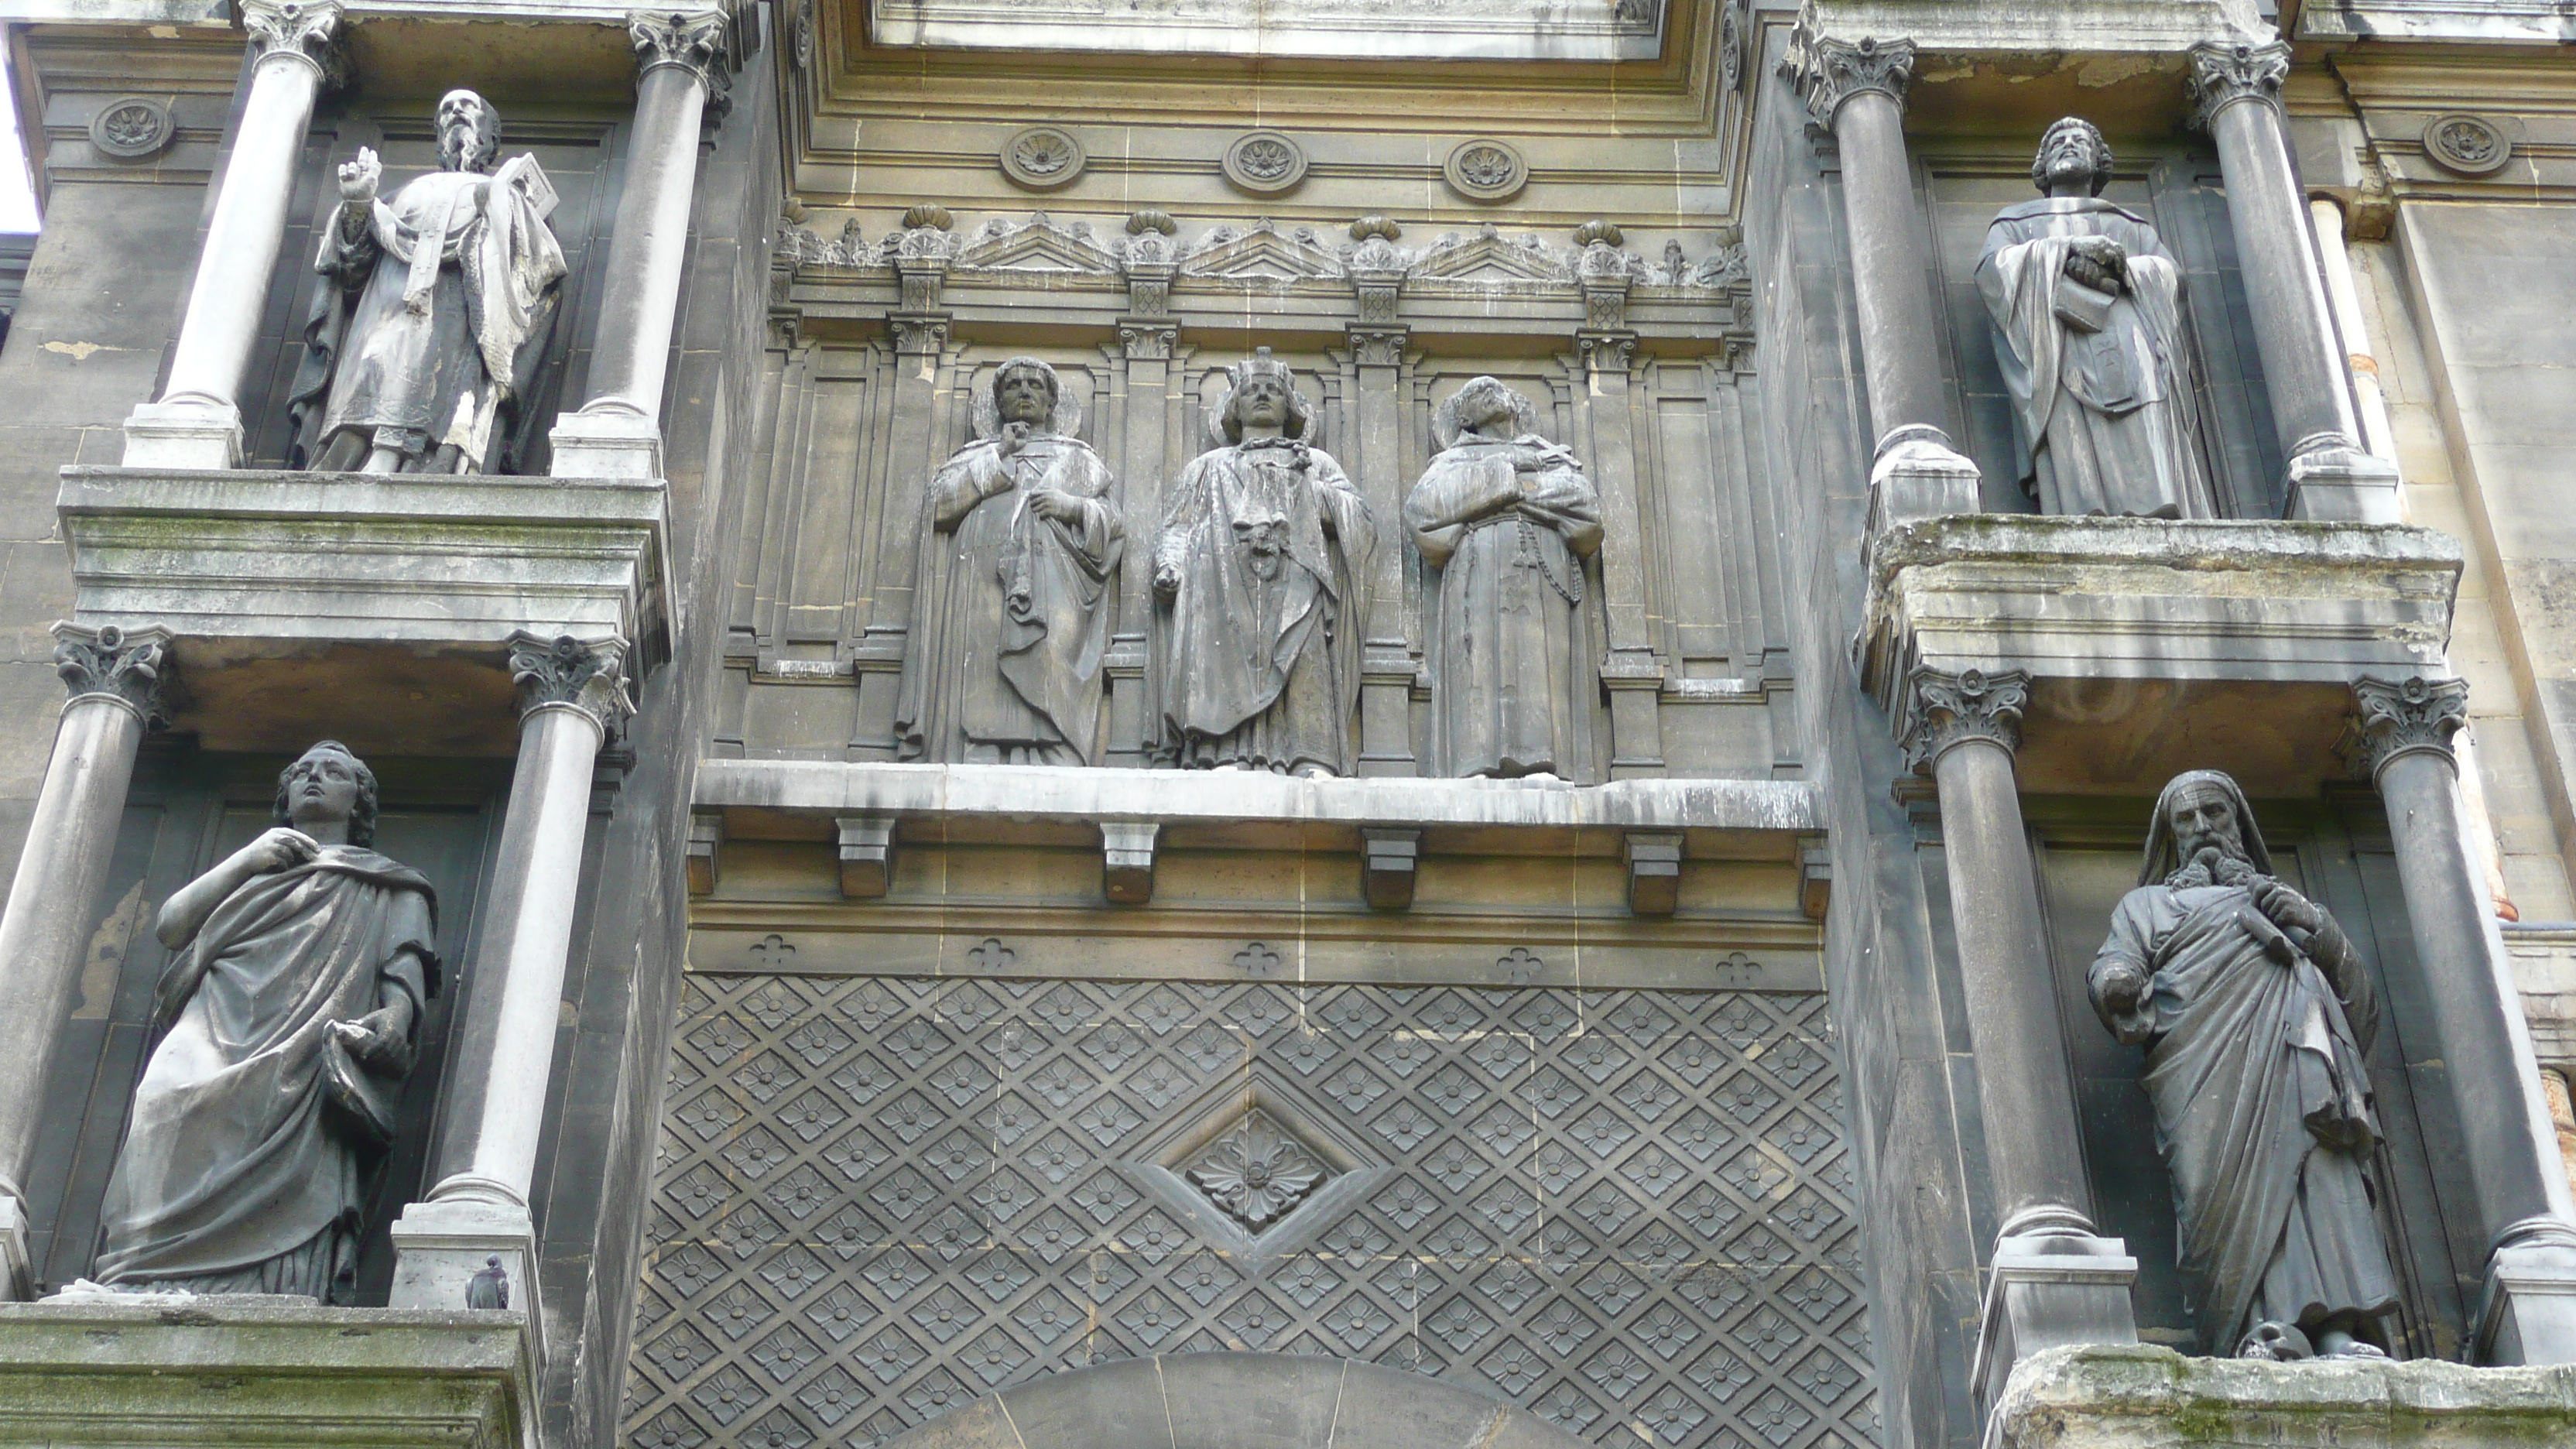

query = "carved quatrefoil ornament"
[91,97,173,160]
[1445,138,1528,203]
[1000,125,1087,190]
[1223,130,1308,196]
[2424,114,2510,177]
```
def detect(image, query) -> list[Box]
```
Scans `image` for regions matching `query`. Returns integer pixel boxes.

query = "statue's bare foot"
[2311,1328,2387,1359]
[1294,764,1336,779]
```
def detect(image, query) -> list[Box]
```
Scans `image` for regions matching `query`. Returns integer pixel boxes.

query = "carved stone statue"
[1406,377,1602,781]
[289,90,567,474]
[1978,118,2215,519]
[895,358,1124,765]
[1150,349,1373,776]
[2088,770,2399,1358]
[91,742,438,1301]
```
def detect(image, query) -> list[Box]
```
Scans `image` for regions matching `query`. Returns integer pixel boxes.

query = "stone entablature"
[865,0,1665,62]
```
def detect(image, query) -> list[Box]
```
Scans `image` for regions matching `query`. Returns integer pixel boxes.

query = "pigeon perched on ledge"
[466,1254,509,1311]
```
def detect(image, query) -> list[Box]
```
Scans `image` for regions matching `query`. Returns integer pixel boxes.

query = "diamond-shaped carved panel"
[629,978,1869,1449]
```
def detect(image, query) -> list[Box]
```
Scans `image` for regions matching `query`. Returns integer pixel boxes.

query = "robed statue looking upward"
[1406,376,1602,781]
[895,358,1123,765]
[91,743,438,1302]
[1978,118,2215,519]
[289,89,566,474]
[2088,771,2399,1359]
[1151,350,1374,777]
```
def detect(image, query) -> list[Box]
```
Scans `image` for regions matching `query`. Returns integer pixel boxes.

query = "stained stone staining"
[631,978,1869,1449]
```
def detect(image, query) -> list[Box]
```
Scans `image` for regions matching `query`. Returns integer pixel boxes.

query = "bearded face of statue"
[2035,120,2110,198]
[436,91,495,173]
[2167,783,2249,869]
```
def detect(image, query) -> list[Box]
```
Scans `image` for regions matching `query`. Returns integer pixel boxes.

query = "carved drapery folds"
[53,623,172,726]
[2184,39,2290,130]
[509,632,636,734]
[1901,666,2027,773]
[2348,674,2468,779]
[629,6,738,116]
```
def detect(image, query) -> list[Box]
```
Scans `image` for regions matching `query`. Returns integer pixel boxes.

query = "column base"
[0,1194,29,1302]
[1971,1218,2140,1425]
[1865,425,1982,541]
[389,1197,545,1365]
[121,400,242,470]
[2285,444,2402,524]
[549,409,664,481]
[2474,1218,2576,1365]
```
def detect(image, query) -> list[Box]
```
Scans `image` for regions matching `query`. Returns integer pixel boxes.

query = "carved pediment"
[1180,220,1345,281]
[952,213,1123,276]
[1410,225,1575,284]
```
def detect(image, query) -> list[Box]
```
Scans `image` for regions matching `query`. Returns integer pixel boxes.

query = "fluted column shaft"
[0,626,168,1300]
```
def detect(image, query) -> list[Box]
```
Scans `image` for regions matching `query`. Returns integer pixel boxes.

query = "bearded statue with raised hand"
[2089,770,2400,1360]
[894,357,1124,766]
[1149,349,1374,777]
[89,742,438,1303]
[289,89,566,475]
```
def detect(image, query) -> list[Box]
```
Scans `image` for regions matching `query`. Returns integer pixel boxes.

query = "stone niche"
[1858,514,2461,793]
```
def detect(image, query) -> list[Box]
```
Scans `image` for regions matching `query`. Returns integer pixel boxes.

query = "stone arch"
[881,1352,1590,1449]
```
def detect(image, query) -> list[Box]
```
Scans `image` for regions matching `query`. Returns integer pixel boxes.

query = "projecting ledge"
[1860,515,2461,793]
[1989,1343,2576,1449]
[0,1299,534,1449]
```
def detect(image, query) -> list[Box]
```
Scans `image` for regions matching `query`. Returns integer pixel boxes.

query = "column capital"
[1901,665,2026,773]
[52,623,171,728]
[628,6,738,111]
[507,632,635,736]
[1790,31,1916,136]
[242,0,347,87]
[2349,673,2468,780]
[1120,322,1178,361]
[2186,39,2289,131]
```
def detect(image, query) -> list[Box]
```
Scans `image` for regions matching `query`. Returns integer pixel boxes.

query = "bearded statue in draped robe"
[91,742,437,1302]
[1150,350,1374,776]
[2089,770,2400,1359]
[895,358,1123,766]
[289,89,566,474]
[1406,376,1602,781]
[1978,118,2215,519]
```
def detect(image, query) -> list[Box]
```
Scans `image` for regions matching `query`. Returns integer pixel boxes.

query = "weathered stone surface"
[0,1299,533,1449]
[1992,1342,2576,1447]
[867,0,1663,61]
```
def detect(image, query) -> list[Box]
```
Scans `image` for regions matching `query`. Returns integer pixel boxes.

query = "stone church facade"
[0,0,2573,1446]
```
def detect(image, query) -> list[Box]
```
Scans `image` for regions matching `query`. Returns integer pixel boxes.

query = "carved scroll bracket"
[1900,666,2028,774]
[52,622,172,728]
[2348,674,2468,781]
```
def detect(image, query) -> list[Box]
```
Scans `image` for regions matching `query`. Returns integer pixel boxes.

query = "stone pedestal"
[0,1299,533,1449]
[1989,1343,2576,1449]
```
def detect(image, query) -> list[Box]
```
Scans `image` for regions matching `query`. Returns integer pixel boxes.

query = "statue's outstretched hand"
[239,827,320,876]
[337,147,382,204]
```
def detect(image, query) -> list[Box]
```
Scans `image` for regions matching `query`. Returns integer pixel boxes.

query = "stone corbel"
[1625,831,1684,916]
[1799,834,1831,921]
[1361,829,1420,910]
[1101,821,1160,905]
[837,814,897,899]
[686,810,724,896]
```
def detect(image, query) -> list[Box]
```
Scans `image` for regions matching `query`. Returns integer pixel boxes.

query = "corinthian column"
[2350,676,2576,1364]
[390,634,632,1338]
[551,8,736,479]
[0,625,170,1298]
[1790,31,1980,526]
[124,0,343,469]
[1900,667,2136,1416]
[2189,39,2400,522]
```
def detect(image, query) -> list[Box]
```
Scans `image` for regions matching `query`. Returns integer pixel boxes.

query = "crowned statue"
[895,358,1124,766]
[289,89,567,474]
[1978,118,2215,519]
[90,742,438,1302]
[2089,770,2400,1360]
[1150,350,1374,776]
[1406,376,1603,781]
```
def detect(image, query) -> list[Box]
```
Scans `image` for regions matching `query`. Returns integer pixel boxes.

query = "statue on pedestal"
[1978,118,2215,519]
[1406,376,1602,781]
[2089,770,2399,1358]
[894,358,1123,766]
[91,742,438,1302]
[289,90,567,475]
[1150,351,1373,776]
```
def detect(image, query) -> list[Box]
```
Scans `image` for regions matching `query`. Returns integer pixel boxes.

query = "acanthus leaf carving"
[2347,674,2468,779]
[508,631,635,735]
[242,0,348,90]
[52,622,172,726]
[629,6,738,116]
[1792,33,1915,137]
[2186,39,2290,131]
[1900,666,2026,773]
